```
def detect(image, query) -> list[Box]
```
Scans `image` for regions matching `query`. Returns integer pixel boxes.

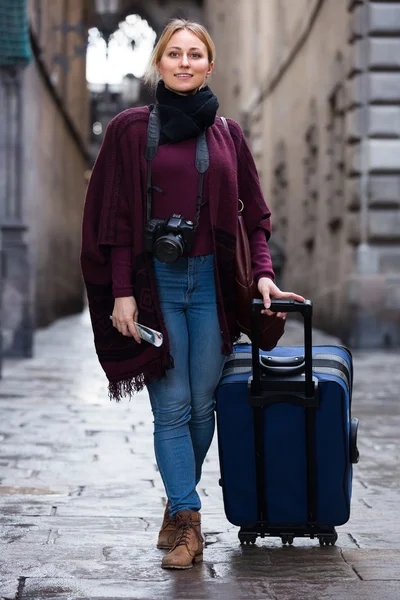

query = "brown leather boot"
[157,502,177,549]
[161,510,204,569]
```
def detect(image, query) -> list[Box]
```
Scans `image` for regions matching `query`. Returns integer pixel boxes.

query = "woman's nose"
[180,54,190,67]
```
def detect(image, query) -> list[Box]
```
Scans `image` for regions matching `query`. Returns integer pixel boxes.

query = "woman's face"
[157,29,214,94]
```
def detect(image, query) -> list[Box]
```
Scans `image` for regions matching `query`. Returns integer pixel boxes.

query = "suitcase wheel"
[238,533,257,545]
[318,532,338,546]
[281,535,294,546]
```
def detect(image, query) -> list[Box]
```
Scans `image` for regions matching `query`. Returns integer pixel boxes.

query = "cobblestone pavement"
[0,310,400,600]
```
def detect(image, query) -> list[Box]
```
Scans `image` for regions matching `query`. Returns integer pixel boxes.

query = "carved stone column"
[0,67,33,361]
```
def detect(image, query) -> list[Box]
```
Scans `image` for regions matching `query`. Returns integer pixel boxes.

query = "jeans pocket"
[199,254,214,265]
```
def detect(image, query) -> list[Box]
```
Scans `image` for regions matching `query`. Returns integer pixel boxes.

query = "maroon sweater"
[111,136,274,297]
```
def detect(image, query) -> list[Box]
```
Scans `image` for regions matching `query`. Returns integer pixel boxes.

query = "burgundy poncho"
[80,107,274,401]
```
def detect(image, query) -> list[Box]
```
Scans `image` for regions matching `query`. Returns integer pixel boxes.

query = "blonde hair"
[143,19,216,87]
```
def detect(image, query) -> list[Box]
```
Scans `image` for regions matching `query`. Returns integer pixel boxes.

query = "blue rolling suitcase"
[215,299,359,546]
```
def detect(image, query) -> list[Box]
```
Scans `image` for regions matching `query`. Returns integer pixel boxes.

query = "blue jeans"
[147,254,226,517]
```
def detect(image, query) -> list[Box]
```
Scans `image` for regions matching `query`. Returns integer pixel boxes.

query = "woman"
[81,19,304,569]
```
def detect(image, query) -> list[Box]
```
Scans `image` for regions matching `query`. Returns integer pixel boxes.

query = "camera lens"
[154,234,184,263]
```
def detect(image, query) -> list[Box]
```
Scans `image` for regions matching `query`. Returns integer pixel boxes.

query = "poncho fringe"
[108,352,174,402]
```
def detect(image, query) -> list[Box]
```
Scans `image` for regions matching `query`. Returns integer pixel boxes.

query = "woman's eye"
[168,52,202,58]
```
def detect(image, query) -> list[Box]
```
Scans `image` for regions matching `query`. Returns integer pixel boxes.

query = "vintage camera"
[144,214,196,263]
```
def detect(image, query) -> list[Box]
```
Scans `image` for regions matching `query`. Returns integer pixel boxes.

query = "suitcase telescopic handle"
[251,298,314,398]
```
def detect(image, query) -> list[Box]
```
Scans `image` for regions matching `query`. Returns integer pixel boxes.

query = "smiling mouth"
[175,74,193,78]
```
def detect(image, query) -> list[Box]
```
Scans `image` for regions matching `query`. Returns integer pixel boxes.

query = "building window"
[86,14,156,86]
[272,141,289,246]
[303,116,319,252]
[326,84,346,228]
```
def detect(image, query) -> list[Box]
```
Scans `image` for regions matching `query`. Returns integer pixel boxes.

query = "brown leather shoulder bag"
[221,117,285,350]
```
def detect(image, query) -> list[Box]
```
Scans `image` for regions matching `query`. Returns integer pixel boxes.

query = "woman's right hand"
[111,296,141,343]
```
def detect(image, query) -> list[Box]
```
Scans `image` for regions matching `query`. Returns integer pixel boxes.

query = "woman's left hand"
[257,277,305,317]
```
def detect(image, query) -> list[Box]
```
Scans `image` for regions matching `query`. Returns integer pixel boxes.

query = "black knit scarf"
[155,80,219,144]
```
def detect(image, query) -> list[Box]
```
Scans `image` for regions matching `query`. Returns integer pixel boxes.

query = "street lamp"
[95,0,120,46]
[122,73,140,105]
[95,0,119,14]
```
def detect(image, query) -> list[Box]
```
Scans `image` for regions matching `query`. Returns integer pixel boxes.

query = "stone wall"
[23,0,90,330]
[205,0,400,347]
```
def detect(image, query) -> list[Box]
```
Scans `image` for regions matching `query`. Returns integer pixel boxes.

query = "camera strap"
[145,105,210,228]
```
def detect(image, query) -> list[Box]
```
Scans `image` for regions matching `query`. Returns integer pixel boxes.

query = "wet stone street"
[0,310,400,600]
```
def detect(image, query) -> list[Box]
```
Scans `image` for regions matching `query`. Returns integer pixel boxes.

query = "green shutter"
[0,0,33,67]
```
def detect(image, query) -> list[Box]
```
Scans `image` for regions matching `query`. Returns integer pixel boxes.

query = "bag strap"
[220,117,243,213]
[220,115,229,131]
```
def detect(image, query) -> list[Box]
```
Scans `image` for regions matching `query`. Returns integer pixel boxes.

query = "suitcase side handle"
[350,417,360,464]
[251,299,314,400]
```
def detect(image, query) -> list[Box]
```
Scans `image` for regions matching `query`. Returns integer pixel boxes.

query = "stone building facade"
[205,0,400,348]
